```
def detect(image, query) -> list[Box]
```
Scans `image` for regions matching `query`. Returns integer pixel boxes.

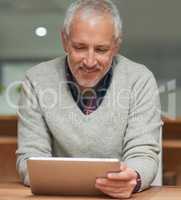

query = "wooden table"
[1,182,181,200]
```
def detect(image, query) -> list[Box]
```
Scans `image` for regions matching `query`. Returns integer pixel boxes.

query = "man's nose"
[83,50,97,68]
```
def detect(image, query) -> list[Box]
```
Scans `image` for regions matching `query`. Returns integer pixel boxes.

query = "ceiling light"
[35,27,47,37]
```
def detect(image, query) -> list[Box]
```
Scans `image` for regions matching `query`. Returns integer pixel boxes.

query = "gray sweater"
[16,54,162,190]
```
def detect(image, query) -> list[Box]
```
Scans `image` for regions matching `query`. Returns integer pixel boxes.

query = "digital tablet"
[27,157,120,196]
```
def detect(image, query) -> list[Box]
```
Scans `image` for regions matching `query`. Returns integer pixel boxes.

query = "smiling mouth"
[81,67,99,73]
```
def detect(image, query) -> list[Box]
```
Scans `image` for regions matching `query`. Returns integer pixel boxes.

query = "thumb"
[120,162,127,171]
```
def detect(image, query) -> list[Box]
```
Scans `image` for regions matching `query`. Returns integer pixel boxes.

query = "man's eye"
[96,48,108,53]
[74,46,86,50]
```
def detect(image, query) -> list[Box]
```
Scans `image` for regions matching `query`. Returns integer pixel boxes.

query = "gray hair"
[63,0,122,42]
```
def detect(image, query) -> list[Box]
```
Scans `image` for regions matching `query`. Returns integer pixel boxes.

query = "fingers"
[95,184,133,199]
[96,177,134,188]
[101,191,132,199]
[95,184,124,193]
[107,167,137,181]
[95,165,138,199]
[95,179,136,199]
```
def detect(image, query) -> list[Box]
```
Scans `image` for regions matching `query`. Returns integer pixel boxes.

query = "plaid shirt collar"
[65,57,113,115]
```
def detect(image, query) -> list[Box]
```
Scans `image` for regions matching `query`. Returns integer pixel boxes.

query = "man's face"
[62,12,119,89]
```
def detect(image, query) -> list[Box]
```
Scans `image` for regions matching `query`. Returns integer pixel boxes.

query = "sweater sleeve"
[16,76,52,186]
[122,70,162,191]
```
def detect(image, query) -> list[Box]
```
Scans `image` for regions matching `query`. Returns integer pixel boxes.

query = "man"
[16,0,162,198]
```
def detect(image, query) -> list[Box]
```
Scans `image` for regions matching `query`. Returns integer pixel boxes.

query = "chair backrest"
[151,128,162,186]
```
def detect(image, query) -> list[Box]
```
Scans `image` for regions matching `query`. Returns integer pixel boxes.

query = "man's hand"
[95,163,138,199]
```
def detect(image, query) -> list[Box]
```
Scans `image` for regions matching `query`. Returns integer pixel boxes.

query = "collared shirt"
[65,58,113,115]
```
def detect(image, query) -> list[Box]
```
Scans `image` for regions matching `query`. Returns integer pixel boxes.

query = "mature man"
[16,0,162,198]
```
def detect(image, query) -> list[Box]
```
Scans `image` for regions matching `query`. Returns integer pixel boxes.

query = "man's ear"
[114,35,122,55]
[61,31,68,53]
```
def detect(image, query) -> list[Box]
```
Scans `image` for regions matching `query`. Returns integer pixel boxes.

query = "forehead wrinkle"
[71,39,112,47]
[70,31,114,47]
